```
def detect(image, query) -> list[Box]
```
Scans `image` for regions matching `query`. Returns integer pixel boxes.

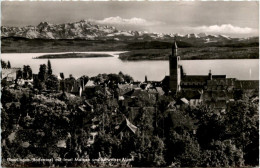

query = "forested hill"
[1,37,259,61]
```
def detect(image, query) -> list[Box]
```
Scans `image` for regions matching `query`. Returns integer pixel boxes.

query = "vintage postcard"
[1,1,259,167]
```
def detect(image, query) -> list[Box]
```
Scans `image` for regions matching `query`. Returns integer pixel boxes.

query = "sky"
[1,1,259,37]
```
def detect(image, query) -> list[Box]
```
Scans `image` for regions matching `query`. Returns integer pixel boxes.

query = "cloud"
[190,24,257,34]
[93,16,162,26]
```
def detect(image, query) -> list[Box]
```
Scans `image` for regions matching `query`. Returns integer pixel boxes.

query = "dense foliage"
[1,63,258,167]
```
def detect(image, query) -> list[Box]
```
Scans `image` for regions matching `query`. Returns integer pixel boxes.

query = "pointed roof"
[116,118,138,135]
[126,118,138,134]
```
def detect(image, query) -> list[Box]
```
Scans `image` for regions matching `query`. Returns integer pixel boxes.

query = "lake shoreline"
[1,52,258,81]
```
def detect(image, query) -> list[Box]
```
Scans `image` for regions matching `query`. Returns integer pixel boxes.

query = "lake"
[1,52,259,81]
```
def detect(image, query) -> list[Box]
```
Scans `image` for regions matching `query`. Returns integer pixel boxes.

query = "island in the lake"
[34,53,113,59]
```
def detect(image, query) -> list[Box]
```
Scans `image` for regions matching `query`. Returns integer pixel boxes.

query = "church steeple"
[172,41,178,57]
[169,40,181,94]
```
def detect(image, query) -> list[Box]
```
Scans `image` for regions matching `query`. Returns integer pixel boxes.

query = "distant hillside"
[119,47,259,60]
[2,36,258,54]
[126,41,193,50]
[1,37,129,53]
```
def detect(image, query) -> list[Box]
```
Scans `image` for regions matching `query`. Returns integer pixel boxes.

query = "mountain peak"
[1,20,250,42]
[198,33,208,37]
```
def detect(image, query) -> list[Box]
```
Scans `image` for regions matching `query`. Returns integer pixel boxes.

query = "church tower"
[169,41,181,94]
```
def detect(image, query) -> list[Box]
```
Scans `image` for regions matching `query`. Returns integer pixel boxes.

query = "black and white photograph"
[1,1,259,167]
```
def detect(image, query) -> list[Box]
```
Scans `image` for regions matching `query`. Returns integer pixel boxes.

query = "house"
[177,90,203,108]
[1,68,21,86]
[117,83,139,96]
[235,80,259,91]
[116,118,138,139]
[147,87,165,98]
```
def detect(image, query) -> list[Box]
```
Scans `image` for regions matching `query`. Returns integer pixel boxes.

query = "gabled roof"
[2,68,20,79]
[147,88,157,94]
[155,87,165,96]
[118,84,132,90]
[78,106,85,112]
[116,118,138,135]
[118,84,139,95]
[207,78,236,86]
[105,88,112,96]
[124,88,147,97]
[126,118,138,134]
[147,87,165,96]
[204,90,227,98]
[180,98,189,104]
[235,80,259,90]
[85,80,95,87]
[6,102,21,109]
[162,76,170,86]
[85,100,93,108]
[212,75,226,79]
[182,75,227,83]
[182,75,208,83]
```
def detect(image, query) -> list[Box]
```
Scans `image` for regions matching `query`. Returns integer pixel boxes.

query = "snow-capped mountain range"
[1,20,256,43]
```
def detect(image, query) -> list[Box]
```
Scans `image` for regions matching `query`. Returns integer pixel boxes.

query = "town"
[1,42,259,167]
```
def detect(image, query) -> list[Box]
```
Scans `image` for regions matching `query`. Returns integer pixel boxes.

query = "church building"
[164,41,258,109]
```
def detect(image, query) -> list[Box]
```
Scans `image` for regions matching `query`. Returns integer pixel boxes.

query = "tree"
[150,136,166,166]
[201,140,244,167]
[45,75,60,91]
[165,130,201,167]
[38,64,47,82]
[47,59,52,76]
[225,100,259,165]
[23,65,32,80]
[1,108,9,131]
[187,105,226,148]
[126,135,165,167]
[134,107,154,135]
[1,60,7,68]
[91,133,120,159]
[17,69,23,79]
[108,74,122,84]
[234,90,244,100]
[123,74,134,83]
[79,75,89,88]
[7,61,11,68]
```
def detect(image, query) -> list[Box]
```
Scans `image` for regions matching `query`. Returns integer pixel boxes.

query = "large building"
[166,41,258,109]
